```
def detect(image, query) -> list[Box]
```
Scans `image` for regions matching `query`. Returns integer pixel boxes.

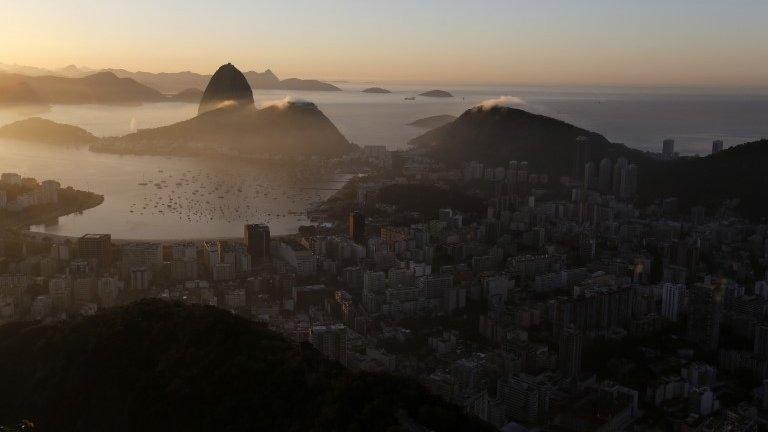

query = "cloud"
[214,100,240,110]
[258,95,315,110]
[475,96,525,111]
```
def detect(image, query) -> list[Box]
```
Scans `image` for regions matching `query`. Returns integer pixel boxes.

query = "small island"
[407,114,457,129]
[362,87,391,94]
[419,89,453,98]
[0,173,104,229]
[0,117,97,145]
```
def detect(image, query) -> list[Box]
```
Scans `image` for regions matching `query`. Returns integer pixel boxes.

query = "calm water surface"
[1,83,766,239]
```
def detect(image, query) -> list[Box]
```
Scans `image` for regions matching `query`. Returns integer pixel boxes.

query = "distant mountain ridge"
[0,63,342,94]
[108,67,341,93]
[167,88,204,103]
[0,71,165,105]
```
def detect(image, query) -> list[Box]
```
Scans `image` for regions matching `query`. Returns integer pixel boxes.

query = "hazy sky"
[2,0,767,87]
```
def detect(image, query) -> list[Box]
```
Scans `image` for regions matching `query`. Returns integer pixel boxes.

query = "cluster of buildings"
[0,135,765,431]
[661,138,725,161]
[0,172,60,212]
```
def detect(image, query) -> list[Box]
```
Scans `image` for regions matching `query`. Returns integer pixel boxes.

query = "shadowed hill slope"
[409,106,650,174]
[94,102,357,158]
[639,139,768,218]
[0,300,493,432]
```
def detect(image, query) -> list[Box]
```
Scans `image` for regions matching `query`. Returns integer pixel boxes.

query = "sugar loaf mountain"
[93,63,356,158]
[409,105,768,218]
[0,300,492,432]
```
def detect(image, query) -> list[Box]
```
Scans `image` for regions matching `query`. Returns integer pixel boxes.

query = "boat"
[404,96,415,100]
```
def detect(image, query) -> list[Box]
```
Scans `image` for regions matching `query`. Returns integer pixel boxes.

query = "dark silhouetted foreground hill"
[0,300,493,432]
[0,117,96,144]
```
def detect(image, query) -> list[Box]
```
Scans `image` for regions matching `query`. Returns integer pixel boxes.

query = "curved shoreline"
[6,192,104,231]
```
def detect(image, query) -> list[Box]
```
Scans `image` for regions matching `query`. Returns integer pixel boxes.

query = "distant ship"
[404,96,415,101]
[138,173,148,186]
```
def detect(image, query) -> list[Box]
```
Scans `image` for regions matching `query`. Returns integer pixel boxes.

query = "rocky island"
[419,89,453,98]
[361,87,391,94]
[407,114,457,129]
[0,117,97,145]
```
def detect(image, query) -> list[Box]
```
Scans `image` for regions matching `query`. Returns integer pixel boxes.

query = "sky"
[2,0,768,87]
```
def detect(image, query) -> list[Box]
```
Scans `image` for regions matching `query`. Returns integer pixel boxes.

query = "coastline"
[4,192,104,231]
[20,174,363,244]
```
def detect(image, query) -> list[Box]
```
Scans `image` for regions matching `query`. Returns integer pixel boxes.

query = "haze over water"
[1,83,767,239]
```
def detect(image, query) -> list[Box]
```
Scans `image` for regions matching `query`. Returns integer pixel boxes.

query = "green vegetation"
[0,300,494,432]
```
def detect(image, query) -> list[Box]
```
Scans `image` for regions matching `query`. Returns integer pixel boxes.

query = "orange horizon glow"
[2,0,768,88]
